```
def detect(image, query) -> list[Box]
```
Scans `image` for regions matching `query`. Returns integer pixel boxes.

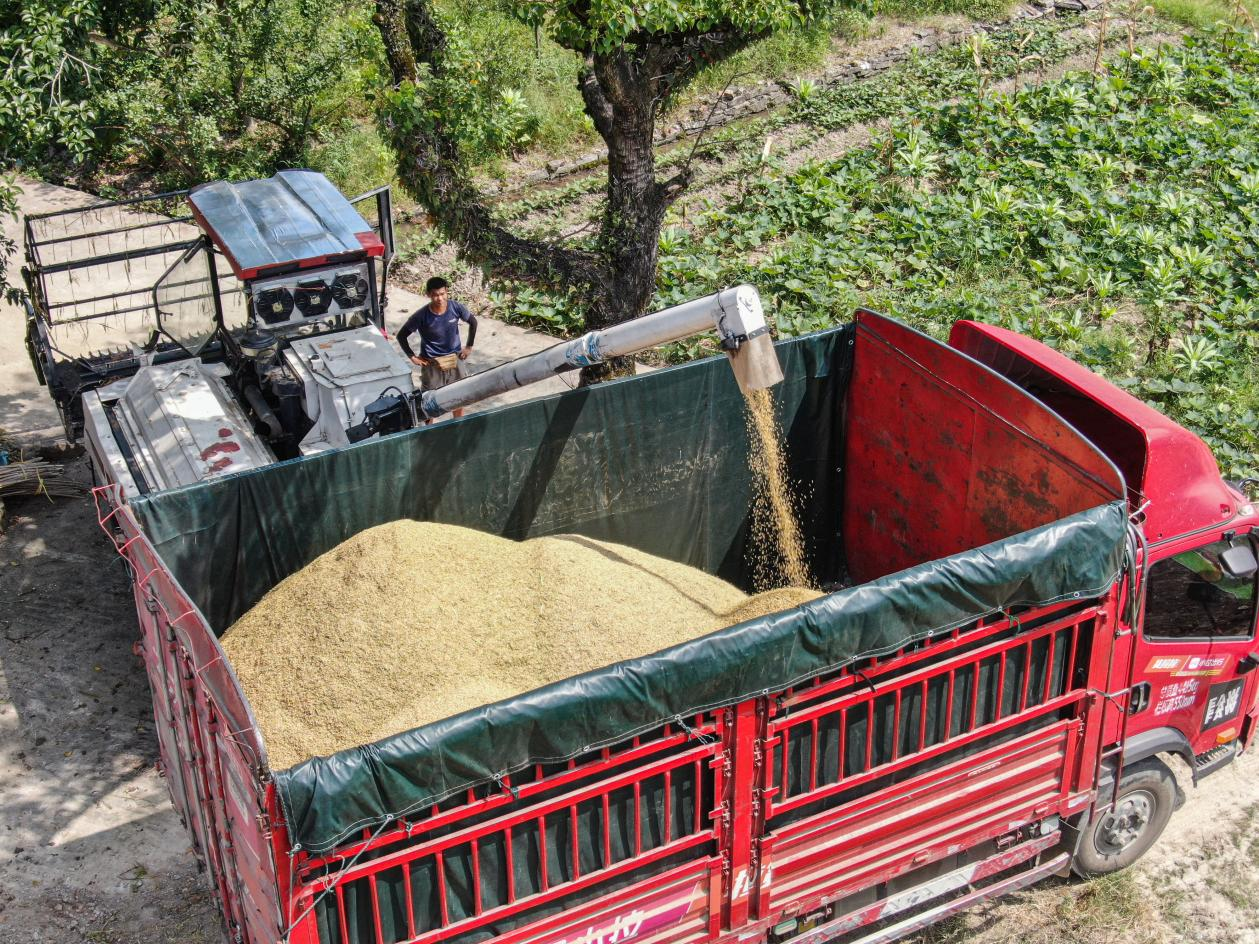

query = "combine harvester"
[19,173,1259,944]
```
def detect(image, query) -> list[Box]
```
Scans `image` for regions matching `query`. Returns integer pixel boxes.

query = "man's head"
[426,276,450,314]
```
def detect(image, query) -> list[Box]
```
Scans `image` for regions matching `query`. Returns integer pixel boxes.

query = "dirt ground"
[0,457,221,944]
[2,464,1258,944]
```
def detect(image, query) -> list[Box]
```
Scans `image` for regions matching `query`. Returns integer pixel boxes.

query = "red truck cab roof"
[950,320,1242,544]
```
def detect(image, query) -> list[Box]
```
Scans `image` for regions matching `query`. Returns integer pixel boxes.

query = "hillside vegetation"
[494,26,1259,478]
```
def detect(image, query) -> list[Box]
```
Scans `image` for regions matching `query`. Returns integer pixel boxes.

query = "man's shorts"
[420,355,470,391]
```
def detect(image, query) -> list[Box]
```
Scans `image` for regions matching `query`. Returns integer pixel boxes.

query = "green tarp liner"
[129,327,1129,855]
[132,329,851,634]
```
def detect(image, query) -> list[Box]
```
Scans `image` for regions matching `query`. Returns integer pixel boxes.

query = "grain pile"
[743,388,812,590]
[222,521,820,769]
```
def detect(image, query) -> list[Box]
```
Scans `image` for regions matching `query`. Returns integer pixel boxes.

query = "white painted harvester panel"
[96,360,274,495]
[283,327,414,454]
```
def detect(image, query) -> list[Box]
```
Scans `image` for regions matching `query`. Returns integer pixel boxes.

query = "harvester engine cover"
[81,361,274,496]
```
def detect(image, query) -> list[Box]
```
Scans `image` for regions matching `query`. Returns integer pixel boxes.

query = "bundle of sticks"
[0,458,86,500]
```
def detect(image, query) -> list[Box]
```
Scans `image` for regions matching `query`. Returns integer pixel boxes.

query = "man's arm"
[397,312,424,362]
[455,300,478,355]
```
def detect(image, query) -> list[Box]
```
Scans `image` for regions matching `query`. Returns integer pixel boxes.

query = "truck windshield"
[1144,539,1258,640]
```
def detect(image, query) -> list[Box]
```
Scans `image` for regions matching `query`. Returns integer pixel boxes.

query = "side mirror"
[1237,653,1259,676]
[1221,542,1258,579]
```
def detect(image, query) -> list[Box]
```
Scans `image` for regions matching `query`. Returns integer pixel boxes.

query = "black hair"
[425,276,450,294]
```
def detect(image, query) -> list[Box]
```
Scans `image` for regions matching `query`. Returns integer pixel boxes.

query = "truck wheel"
[1072,758,1176,877]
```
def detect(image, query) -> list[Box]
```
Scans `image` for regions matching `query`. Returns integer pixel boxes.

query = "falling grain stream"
[742,388,812,591]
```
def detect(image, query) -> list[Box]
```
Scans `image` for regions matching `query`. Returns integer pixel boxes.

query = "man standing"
[397,276,478,419]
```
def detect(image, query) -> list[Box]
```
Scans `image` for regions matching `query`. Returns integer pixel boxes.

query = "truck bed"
[98,316,1130,944]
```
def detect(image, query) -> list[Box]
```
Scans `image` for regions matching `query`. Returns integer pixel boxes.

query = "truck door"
[1133,533,1259,760]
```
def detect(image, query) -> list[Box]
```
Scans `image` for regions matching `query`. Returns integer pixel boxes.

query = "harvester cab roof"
[188,169,387,282]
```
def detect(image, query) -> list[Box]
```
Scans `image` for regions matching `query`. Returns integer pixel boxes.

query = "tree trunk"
[578,49,674,384]
[372,1,766,386]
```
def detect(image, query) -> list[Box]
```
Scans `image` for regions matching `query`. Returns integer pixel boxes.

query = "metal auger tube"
[419,285,782,419]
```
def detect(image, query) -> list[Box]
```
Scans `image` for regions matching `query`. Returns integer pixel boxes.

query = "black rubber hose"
[243,384,284,440]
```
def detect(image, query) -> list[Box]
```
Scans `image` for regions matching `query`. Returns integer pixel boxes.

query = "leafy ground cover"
[497,26,1259,479]
[697,28,1259,477]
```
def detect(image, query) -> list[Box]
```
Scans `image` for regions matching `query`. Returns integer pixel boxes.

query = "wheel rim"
[1095,789,1155,856]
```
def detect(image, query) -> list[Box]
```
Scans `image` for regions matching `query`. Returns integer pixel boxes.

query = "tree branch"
[649,28,771,109]
[374,0,608,301]
[579,60,615,140]
[374,0,419,84]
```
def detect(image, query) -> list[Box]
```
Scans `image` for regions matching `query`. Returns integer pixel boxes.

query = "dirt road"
[0,460,220,943]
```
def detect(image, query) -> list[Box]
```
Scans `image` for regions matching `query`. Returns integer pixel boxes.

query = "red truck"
[77,295,1258,944]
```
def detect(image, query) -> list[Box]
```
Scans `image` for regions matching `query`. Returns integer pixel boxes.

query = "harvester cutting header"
[20,171,781,499]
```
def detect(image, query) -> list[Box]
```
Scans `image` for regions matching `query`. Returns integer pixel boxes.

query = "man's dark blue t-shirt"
[397,300,478,359]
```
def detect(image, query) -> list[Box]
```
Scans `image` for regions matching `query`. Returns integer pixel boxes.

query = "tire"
[1072,757,1177,877]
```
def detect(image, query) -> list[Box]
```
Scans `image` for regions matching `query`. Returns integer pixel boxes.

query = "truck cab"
[951,321,1259,778]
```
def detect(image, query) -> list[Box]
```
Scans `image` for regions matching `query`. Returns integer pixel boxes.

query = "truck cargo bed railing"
[274,598,1111,944]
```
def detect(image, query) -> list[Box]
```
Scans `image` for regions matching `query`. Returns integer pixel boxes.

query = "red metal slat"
[570,804,581,881]
[726,700,761,930]
[809,718,819,792]
[780,727,790,799]
[503,827,516,906]
[767,610,1094,739]
[664,770,673,844]
[1019,641,1033,712]
[538,816,549,893]
[474,857,716,944]
[837,708,847,783]
[995,652,1008,722]
[436,850,450,926]
[404,861,418,940]
[864,702,874,773]
[765,726,1074,908]
[301,744,715,884]
[602,792,612,868]
[175,655,238,928]
[472,838,483,916]
[634,782,642,856]
[918,680,929,753]
[968,662,980,732]
[197,692,265,939]
[370,873,385,944]
[772,778,1066,916]
[770,689,1085,818]
[891,688,902,762]
[944,669,956,742]
[1065,624,1081,697]
[300,728,714,872]
[337,882,351,944]
[1043,632,1057,704]
[775,606,1092,714]
[403,834,714,944]
[693,760,703,834]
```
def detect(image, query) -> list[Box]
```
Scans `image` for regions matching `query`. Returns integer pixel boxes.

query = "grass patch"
[1056,872,1154,938]
[1148,0,1257,29]
[684,9,884,98]
[306,122,399,196]
[879,0,1016,18]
